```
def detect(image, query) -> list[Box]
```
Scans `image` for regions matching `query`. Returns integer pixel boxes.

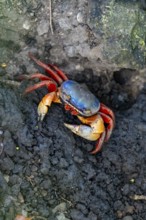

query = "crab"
[24,53,115,154]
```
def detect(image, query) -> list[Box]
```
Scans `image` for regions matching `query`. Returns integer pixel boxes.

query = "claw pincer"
[24,53,115,154]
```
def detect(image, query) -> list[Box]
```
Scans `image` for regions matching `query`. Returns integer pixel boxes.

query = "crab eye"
[83,109,91,115]
[63,93,70,101]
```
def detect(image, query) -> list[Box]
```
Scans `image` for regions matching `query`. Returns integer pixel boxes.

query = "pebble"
[31,165,38,172]
[0,157,14,171]
[23,20,31,30]
[56,213,70,220]
[137,123,146,132]
[122,216,133,220]
[59,158,68,168]
[3,130,16,157]
[0,172,8,193]
[73,156,84,164]
[141,111,146,121]
[58,18,72,30]
[0,130,3,135]
[77,12,85,23]
[76,203,88,215]
[41,179,52,190]
[70,209,85,220]
[37,20,49,36]
[53,202,67,214]
[64,46,76,58]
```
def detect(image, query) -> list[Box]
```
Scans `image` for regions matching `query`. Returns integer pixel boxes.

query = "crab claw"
[64,115,105,153]
[37,91,59,121]
[64,123,102,141]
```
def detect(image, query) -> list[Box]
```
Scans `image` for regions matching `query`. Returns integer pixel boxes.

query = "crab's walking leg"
[24,80,57,94]
[64,114,105,154]
[91,131,106,154]
[100,103,115,124]
[38,92,61,121]
[28,73,56,81]
[28,53,63,84]
[100,112,114,142]
[48,64,68,81]
[17,73,54,82]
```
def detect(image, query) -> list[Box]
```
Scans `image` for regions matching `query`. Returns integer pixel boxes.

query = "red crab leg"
[48,64,68,81]
[28,52,63,85]
[90,131,106,154]
[100,112,114,142]
[28,73,56,81]
[100,103,115,124]
[17,73,53,81]
[24,80,57,94]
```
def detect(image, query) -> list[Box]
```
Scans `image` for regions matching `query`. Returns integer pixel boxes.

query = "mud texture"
[0,1,146,220]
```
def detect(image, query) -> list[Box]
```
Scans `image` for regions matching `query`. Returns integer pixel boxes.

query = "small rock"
[40,166,50,175]
[41,190,48,197]
[18,192,24,203]
[56,213,70,220]
[41,179,52,190]
[0,171,8,194]
[77,12,85,23]
[122,216,133,220]
[73,156,84,164]
[3,130,16,157]
[37,20,49,36]
[0,130,3,135]
[125,205,134,214]
[23,20,31,30]
[0,157,14,171]
[69,26,88,43]
[137,123,146,132]
[64,46,76,58]
[142,111,146,122]
[88,211,97,220]
[13,164,23,174]
[70,209,85,220]
[59,158,68,168]
[31,165,38,172]
[3,175,9,183]
[58,18,72,30]
[76,203,88,215]
[53,202,67,214]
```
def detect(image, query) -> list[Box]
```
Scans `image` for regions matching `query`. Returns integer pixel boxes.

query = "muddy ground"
[0,1,146,220]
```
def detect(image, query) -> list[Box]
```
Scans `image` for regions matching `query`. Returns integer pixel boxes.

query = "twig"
[0,79,21,87]
[49,0,54,34]
[131,194,146,200]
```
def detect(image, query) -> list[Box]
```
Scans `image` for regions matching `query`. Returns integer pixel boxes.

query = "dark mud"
[0,0,146,220]
[0,68,146,220]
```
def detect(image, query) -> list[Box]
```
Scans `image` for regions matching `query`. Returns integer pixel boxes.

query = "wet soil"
[0,1,146,220]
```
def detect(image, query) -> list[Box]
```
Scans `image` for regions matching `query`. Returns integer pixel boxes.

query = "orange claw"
[37,91,61,121]
[64,114,106,154]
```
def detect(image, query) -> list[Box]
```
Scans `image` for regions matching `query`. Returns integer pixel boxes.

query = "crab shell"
[60,80,100,117]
